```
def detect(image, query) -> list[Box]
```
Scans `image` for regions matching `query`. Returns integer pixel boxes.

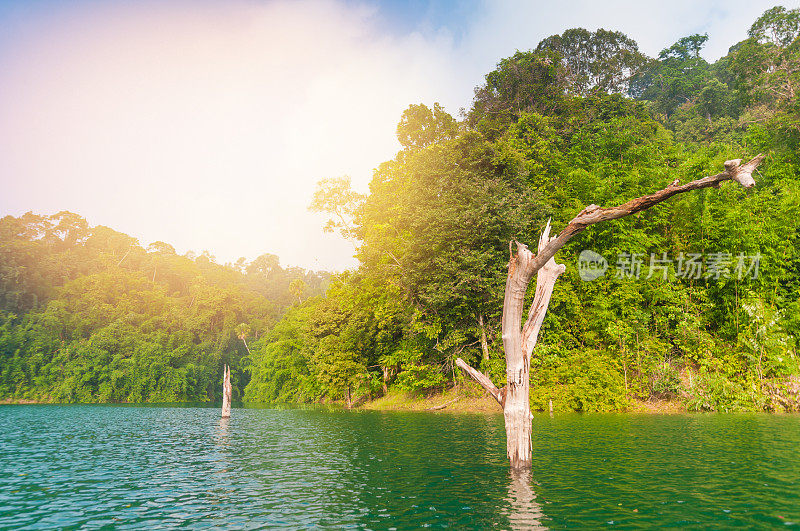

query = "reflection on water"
[1,406,799,528]
[506,469,546,530]
[216,416,230,445]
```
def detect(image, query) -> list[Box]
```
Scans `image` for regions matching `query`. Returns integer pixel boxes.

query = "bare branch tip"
[539,218,552,245]
[721,154,765,190]
[743,153,767,169]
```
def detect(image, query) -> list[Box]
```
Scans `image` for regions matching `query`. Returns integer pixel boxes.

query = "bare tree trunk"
[221,365,232,418]
[456,156,764,469]
[478,313,490,363]
[502,222,565,468]
[116,246,131,267]
[382,366,390,395]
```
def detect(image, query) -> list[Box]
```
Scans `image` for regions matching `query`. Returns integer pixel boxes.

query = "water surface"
[1,405,798,529]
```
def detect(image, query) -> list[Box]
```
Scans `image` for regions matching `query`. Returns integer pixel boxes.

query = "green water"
[1,406,799,529]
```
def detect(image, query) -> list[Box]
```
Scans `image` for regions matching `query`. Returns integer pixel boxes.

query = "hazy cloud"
[0,0,792,270]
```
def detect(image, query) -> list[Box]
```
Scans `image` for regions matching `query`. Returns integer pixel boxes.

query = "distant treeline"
[2,6,799,411]
[0,212,329,402]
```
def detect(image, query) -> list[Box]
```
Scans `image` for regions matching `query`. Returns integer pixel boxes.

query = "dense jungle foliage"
[2,6,799,411]
[0,214,329,402]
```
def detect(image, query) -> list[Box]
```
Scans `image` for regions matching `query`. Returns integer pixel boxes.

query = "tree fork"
[456,155,765,468]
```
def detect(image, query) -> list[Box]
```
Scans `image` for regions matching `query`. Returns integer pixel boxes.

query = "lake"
[1,405,799,529]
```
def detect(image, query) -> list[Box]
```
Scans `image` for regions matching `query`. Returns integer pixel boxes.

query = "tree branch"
[521,220,566,358]
[455,357,506,407]
[523,154,765,279]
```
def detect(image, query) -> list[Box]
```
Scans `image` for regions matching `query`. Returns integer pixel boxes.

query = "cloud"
[0,0,788,270]
[0,0,460,271]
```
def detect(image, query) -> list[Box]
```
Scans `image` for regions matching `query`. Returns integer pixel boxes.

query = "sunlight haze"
[0,0,790,270]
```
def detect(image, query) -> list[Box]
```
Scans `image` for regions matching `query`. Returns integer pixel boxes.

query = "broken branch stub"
[455,357,506,407]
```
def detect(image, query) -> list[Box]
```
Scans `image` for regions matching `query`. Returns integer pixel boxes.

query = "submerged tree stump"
[221,364,232,418]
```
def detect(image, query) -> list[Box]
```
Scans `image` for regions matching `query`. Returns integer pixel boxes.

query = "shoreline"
[0,387,775,414]
[358,385,687,414]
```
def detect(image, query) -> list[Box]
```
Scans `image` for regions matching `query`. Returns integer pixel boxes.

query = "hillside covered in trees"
[0,212,329,402]
[2,6,799,411]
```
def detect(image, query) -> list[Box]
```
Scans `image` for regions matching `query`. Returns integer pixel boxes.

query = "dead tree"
[456,155,765,469]
[221,364,232,418]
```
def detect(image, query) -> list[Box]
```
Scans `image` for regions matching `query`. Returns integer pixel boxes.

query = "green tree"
[396,103,457,149]
[469,50,567,138]
[309,176,365,240]
[631,34,711,116]
[536,28,647,96]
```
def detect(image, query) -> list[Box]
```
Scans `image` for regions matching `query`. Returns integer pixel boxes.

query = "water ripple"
[1,406,799,529]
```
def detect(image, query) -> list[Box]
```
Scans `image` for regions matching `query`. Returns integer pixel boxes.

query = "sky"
[1,0,796,271]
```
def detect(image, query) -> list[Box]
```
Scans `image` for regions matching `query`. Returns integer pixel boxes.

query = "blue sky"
[353,0,482,39]
[1,0,797,271]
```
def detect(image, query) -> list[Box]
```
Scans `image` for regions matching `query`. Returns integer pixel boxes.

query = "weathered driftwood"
[221,364,232,418]
[456,155,765,469]
[425,398,459,411]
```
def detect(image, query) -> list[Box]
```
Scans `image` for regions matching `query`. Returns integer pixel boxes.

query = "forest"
[2,6,799,412]
[0,213,329,402]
